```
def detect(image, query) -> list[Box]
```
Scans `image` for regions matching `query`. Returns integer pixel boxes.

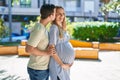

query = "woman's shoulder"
[50,24,58,31]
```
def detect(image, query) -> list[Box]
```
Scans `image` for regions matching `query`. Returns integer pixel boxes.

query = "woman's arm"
[53,53,71,69]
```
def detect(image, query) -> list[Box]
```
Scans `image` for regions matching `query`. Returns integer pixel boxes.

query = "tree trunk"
[104,10,108,22]
[100,0,110,4]
[104,13,108,21]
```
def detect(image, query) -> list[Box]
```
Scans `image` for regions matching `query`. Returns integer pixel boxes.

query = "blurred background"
[0,0,120,42]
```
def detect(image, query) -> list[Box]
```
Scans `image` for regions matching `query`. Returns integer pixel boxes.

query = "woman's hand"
[61,64,70,70]
[62,17,66,31]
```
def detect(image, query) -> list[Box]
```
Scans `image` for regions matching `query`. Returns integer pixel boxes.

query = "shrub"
[72,22,120,42]
[0,19,9,40]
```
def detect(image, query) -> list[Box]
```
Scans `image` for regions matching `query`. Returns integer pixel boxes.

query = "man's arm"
[25,44,50,56]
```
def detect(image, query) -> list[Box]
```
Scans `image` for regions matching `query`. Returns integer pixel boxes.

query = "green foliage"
[22,17,120,42]
[66,17,74,36]
[21,16,40,33]
[100,0,120,21]
[101,0,120,15]
[72,22,120,42]
[24,16,51,31]
[0,19,9,40]
[67,24,74,37]
[12,0,19,6]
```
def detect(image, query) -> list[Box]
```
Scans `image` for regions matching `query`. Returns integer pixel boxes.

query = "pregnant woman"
[49,6,75,80]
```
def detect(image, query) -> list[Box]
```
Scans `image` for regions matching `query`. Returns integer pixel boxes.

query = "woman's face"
[55,8,65,23]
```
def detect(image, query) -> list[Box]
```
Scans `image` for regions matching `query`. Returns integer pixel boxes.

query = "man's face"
[51,8,56,21]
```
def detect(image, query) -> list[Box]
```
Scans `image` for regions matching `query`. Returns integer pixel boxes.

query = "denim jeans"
[27,67,49,80]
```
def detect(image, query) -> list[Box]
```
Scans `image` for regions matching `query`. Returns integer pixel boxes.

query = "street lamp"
[8,0,12,42]
[89,10,92,21]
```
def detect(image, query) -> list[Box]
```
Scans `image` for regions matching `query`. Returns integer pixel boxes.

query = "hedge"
[69,22,120,42]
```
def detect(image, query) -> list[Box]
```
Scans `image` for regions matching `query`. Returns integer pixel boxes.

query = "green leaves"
[101,0,120,15]
[72,22,120,42]
[0,19,9,40]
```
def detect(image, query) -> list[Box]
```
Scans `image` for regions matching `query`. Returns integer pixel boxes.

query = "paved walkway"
[0,51,120,80]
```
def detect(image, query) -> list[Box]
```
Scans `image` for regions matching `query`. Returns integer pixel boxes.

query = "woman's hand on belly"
[61,64,70,70]
[61,63,73,70]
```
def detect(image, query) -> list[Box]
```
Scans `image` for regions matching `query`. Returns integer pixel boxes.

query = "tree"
[100,0,110,4]
[12,0,19,5]
[100,0,120,21]
[0,18,9,41]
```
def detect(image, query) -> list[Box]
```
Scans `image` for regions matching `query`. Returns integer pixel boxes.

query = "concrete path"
[0,51,120,80]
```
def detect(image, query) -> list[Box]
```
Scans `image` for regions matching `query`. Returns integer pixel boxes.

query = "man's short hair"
[40,4,55,19]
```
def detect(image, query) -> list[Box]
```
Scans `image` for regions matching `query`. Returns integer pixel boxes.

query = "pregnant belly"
[56,42,75,64]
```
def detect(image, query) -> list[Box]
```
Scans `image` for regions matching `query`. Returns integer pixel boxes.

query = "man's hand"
[47,45,56,56]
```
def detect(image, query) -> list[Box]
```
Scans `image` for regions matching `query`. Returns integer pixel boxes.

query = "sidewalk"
[0,51,120,80]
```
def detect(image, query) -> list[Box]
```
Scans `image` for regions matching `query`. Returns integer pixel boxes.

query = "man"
[25,4,56,80]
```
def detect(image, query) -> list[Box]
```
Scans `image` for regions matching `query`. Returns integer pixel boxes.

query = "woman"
[49,6,75,80]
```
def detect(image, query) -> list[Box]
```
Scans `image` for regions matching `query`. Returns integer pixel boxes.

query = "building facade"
[0,0,119,37]
[0,0,119,22]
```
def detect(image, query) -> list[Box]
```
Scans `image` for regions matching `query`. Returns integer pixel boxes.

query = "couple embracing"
[25,4,75,80]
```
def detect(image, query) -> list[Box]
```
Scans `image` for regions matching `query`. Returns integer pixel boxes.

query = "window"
[20,0,31,8]
[65,0,81,11]
[84,1,94,13]
[0,0,6,6]
[77,0,81,7]
[38,0,40,8]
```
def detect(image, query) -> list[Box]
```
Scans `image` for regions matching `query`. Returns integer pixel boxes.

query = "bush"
[72,22,120,42]
[0,19,9,40]
[66,18,74,37]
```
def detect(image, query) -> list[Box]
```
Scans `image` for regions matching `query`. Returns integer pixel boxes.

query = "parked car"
[0,33,27,42]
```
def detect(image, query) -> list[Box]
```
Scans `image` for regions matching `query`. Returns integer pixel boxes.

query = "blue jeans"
[27,67,49,80]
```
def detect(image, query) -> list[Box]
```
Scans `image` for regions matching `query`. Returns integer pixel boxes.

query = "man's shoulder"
[34,22,44,30]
